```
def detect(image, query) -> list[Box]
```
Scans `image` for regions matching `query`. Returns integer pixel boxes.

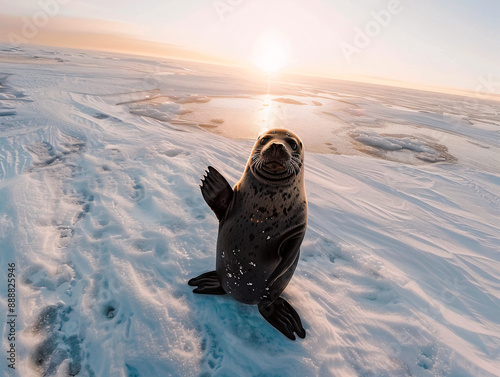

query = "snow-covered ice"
[0,44,499,377]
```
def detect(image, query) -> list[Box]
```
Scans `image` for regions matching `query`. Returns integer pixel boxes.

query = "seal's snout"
[250,128,303,183]
[261,143,289,173]
[263,142,289,161]
[270,142,285,152]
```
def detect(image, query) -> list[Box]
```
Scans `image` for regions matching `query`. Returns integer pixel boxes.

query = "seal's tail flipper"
[188,270,226,295]
[258,297,306,340]
[200,166,233,221]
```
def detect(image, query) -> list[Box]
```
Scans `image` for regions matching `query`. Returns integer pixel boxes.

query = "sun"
[252,30,290,75]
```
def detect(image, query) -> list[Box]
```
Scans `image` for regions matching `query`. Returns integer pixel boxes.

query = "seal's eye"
[260,137,269,145]
[289,140,298,151]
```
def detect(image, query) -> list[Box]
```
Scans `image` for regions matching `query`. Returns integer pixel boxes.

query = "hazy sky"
[1,0,499,92]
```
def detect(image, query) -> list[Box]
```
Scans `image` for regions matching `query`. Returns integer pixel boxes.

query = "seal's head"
[249,128,304,184]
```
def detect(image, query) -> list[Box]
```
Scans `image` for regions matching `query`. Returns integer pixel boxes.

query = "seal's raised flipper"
[200,166,233,221]
[258,297,306,340]
[188,270,226,295]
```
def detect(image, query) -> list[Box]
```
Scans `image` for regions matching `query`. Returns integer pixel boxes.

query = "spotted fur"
[216,128,307,304]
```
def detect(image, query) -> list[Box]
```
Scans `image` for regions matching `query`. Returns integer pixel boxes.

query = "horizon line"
[1,32,499,103]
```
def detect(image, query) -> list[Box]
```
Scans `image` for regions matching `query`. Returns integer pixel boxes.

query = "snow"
[0,44,499,377]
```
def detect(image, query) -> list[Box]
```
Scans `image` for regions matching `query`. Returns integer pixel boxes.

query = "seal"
[188,128,307,340]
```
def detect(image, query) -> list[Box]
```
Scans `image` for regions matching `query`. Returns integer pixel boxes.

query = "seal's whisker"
[290,159,300,173]
[257,158,264,171]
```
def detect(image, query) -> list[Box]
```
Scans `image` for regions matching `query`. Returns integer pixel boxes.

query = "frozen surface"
[0,44,499,377]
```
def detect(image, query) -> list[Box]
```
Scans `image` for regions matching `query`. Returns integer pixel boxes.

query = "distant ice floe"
[168,94,211,104]
[272,97,307,105]
[350,131,457,163]
[113,92,211,123]
[129,102,189,122]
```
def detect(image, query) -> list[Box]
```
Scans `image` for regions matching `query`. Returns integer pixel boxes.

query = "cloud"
[0,13,142,42]
[0,13,231,64]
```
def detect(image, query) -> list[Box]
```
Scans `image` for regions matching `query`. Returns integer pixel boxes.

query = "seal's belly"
[216,216,282,304]
[214,184,306,304]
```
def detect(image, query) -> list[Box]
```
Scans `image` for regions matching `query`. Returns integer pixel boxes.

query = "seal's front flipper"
[200,166,233,221]
[188,270,226,295]
[267,230,305,287]
[258,297,306,340]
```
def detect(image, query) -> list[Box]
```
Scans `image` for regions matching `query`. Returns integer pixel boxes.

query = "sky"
[1,0,499,93]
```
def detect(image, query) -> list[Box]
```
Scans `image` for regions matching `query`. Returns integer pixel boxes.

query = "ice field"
[1,44,499,376]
